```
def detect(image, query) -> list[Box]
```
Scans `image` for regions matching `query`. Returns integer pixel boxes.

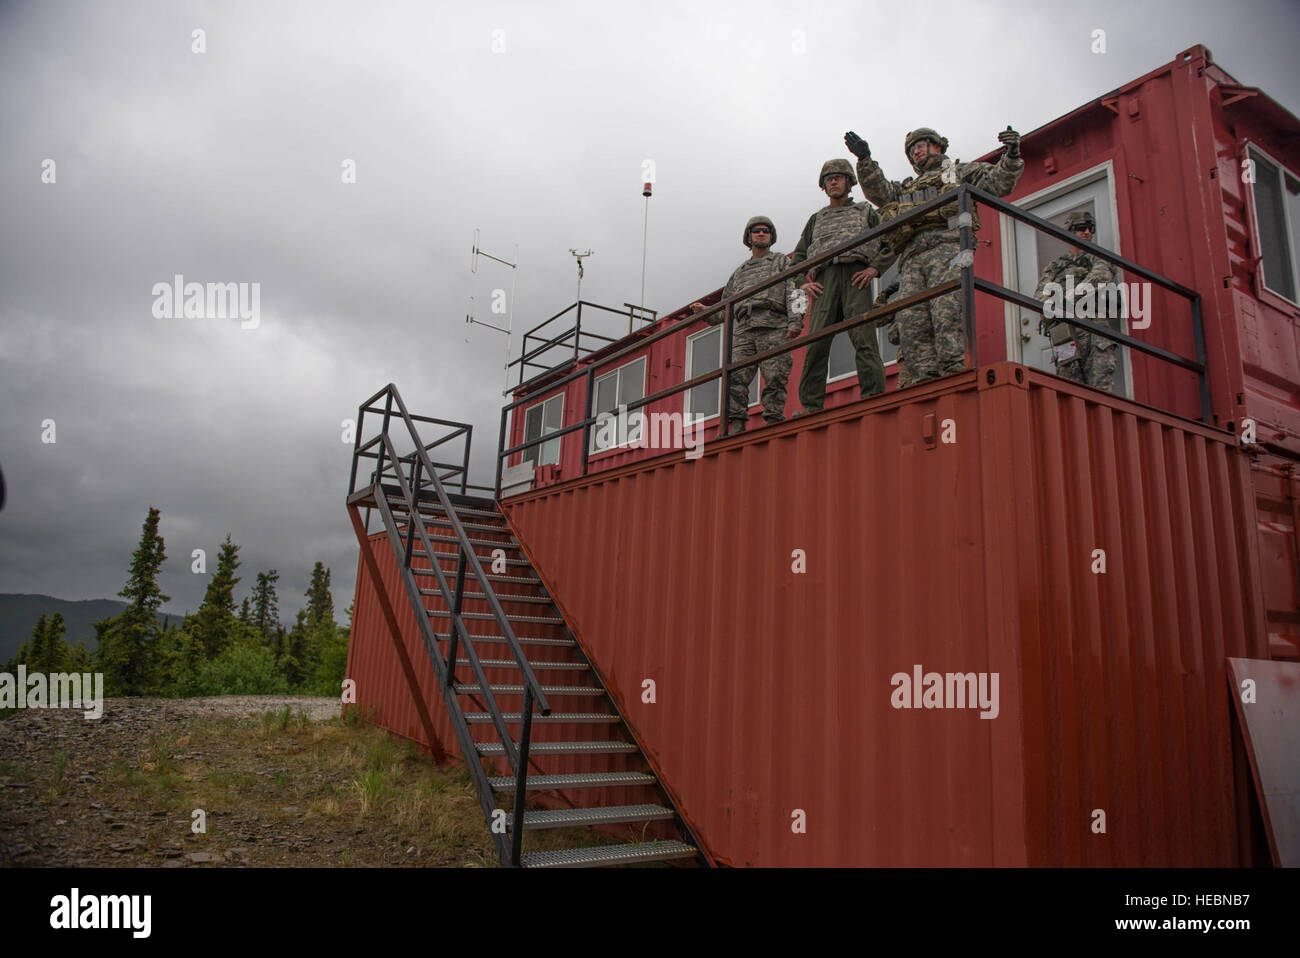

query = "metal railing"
[511,300,658,389]
[494,183,1210,496]
[348,384,550,866]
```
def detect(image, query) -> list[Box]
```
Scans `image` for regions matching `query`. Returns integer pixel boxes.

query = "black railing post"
[958,186,977,371]
[718,302,734,438]
[403,456,422,569]
[581,366,595,478]
[573,303,582,363]
[1190,295,1211,423]
[495,406,508,500]
[461,426,472,495]
[446,547,467,686]
[510,688,535,867]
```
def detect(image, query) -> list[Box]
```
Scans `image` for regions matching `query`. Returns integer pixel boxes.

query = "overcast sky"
[2,0,1298,623]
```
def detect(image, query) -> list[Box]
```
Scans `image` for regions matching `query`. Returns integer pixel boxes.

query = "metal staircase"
[345,384,704,868]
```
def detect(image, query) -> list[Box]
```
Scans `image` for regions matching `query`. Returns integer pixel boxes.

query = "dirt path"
[0,696,499,867]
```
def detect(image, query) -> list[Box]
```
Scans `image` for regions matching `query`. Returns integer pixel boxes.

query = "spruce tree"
[37,613,70,673]
[99,506,170,695]
[26,614,49,671]
[190,535,241,659]
[251,570,280,645]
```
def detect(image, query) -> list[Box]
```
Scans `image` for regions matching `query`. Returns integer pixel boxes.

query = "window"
[591,357,647,452]
[1249,146,1300,305]
[685,328,763,423]
[685,328,721,423]
[522,394,563,467]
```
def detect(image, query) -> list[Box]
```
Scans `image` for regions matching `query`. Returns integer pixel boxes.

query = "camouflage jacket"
[787,201,897,281]
[714,250,802,332]
[855,153,1024,251]
[1033,250,1115,301]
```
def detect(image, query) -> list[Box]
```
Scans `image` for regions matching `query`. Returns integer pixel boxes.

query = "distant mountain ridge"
[0,594,184,663]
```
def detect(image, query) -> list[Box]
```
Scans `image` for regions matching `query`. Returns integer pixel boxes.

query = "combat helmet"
[904,127,949,170]
[1064,210,1096,232]
[743,215,777,248]
[818,158,857,189]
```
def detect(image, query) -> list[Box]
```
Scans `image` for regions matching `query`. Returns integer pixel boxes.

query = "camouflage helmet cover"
[818,158,857,189]
[743,215,777,248]
[1065,210,1096,231]
[904,127,949,166]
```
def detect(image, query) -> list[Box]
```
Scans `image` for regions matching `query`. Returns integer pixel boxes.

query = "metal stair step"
[411,568,541,586]
[435,633,574,648]
[488,771,656,791]
[514,804,677,831]
[383,496,502,520]
[430,610,564,624]
[521,840,697,868]
[404,532,520,550]
[413,550,532,566]
[464,712,620,723]
[470,659,588,670]
[462,591,551,605]
[395,516,510,535]
[476,740,637,756]
[455,684,605,696]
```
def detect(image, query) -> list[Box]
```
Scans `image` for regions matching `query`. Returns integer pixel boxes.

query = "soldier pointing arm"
[837,126,1024,385]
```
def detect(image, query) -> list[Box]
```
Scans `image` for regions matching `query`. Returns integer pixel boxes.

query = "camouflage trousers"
[728,322,792,428]
[896,236,965,382]
[886,320,914,389]
[1052,329,1118,392]
[797,262,884,413]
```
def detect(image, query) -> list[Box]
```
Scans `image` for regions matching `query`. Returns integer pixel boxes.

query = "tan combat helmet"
[743,215,777,248]
[818,158,857,189]
[1065,210,1096,232]
[904,127,949,170]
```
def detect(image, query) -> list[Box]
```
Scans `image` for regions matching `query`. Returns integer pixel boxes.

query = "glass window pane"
[595,374,617,415]
[523,405,542,466]
[1252,149,1297,301]
[618,358,645,406]
[687,329,721,421]
[827,332,854,379]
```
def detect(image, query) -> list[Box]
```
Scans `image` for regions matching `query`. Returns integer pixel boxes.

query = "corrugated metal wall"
[496,365,1268,865]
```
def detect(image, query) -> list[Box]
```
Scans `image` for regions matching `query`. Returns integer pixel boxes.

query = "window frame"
[521,393,564,468]
[1244,141,1300,309]
[589,356,648,454]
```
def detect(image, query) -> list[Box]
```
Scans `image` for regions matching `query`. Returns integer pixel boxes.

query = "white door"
[1009,174,1127,397]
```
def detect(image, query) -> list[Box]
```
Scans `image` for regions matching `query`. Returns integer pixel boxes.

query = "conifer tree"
[251,570,281,644]
[36,613,70,673]
[98,507,170,695]
[190,535,241,659]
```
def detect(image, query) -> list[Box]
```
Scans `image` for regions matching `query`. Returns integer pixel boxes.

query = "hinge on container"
[922,412,938,450]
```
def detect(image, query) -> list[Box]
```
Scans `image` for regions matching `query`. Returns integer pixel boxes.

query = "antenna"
[467,228,519,394]
[569,248,594,304]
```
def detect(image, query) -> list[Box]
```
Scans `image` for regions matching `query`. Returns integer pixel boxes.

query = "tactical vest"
[876,160,982,250]
[807,203,873,265]
[727,251,790,321]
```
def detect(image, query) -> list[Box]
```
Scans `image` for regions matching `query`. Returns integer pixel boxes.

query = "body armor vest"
[807,203,873,264]
[728,251,791,321]
[876,160,982,251]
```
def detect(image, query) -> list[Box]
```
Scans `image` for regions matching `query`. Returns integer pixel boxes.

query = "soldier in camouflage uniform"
[786,159,897,414]
[1033,210,1118,391]
[691,216,802,432]
[846,126,1024,384]
[874,282,913,389]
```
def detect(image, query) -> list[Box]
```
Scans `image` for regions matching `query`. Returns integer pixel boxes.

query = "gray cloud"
[2,0,1297,619]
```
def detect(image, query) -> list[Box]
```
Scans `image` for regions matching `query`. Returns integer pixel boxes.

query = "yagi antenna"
[467,228,518,394]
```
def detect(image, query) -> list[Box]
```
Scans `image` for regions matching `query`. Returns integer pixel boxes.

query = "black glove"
[998,126,1020,159]
[883,280,899,300]
[845,131,870,160]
